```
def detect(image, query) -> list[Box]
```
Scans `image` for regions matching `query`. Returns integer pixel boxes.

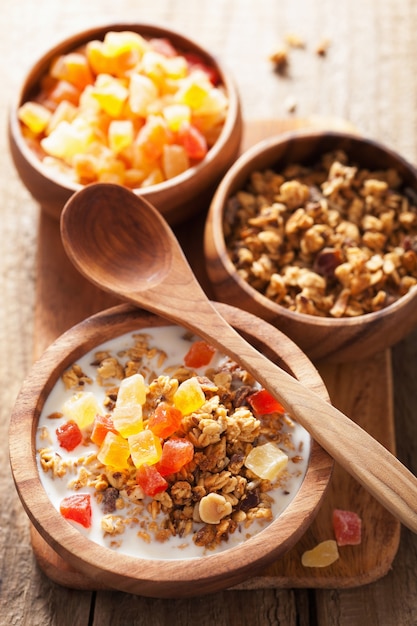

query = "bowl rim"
[207,128,417,329]
[9,21,242,198]
[9,302,332,596]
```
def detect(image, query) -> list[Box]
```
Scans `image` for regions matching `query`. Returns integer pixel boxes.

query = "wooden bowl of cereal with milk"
[9,303,332,598]
[204,130,417,362]
[8,23,242,225]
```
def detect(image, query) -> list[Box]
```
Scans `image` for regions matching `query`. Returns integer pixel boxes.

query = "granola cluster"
[224,151,417,317]
[38,331,301,553]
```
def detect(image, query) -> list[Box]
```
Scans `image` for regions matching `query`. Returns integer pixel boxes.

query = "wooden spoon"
[61,182,417,534]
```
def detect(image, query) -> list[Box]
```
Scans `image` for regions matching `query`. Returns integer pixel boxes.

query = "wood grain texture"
[2,0,417,624]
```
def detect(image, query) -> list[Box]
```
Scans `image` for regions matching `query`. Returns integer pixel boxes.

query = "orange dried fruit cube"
[44,79,81,107]
[141,167,164,187]
[136,115,173,160]
[173,377,205,415]
[128,429,162,468]
[244,442,288,481]
[91,414,118,446]
[18,101,52,134]
[50,52,94,90]
[62,391,100,429]
[97,431,130,469]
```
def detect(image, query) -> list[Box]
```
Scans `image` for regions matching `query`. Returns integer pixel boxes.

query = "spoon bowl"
[61,182,417,534]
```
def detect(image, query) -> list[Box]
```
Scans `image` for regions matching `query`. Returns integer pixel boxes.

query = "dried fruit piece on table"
[301,539,340,567]
[332,509,362,546]
[60,493,92,529]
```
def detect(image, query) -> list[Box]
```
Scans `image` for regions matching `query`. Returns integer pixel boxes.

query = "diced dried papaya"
[156,437,194,476]
[56,420,83,451]
[332,509,362,546]
[60,494,92,529]
[147,401,183,438]
[136,463,168,496]
[91,414,118,446]
[183,340,215,368]
[247,389,285,416]
[50,52,94,90]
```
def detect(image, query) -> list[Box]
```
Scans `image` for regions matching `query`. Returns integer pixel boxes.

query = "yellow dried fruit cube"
[244,442,288,481]
[128,430,162,468]
[91,74,129,117]
[62,391,101,429]
[97,431,131,469]
[112,403,143,438]
[173,377,205,415]
[103,30,149,57]
[18,101,52,135]
[301,540,340,568]
[117,373,148,406]
[175,77,210,109]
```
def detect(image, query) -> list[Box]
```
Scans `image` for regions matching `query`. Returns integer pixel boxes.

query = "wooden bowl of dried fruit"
[9,302,332,598]
[8,23,242,224]
[204,130,417,362]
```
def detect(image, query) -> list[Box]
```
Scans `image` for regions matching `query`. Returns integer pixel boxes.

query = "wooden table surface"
[2,1,417,624]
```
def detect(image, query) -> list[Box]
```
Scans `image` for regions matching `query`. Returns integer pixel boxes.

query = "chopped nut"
[199,493,233,524]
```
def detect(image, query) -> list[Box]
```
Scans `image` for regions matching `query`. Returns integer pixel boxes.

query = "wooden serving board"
[30,117,400,590]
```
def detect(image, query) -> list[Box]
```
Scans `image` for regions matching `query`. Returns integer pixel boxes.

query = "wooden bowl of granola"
[8,23,242,225]
[204,130,417,362]
[9,302,332,598]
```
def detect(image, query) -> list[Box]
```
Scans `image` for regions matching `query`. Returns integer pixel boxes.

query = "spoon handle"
[147,291,417,534]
